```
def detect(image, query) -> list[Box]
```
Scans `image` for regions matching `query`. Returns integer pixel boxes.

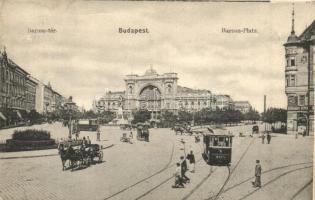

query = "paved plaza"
[0,123,313,200]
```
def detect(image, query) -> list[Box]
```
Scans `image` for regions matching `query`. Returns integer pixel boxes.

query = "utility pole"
[264,95,267,133]
[306,43,312,136]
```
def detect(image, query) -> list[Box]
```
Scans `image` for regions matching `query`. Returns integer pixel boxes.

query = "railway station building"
[94,68,216,120]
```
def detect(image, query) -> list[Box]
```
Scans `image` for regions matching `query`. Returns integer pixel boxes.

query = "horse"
[58,144,84,171]
[173,126,185,135]
[58,144,70,171]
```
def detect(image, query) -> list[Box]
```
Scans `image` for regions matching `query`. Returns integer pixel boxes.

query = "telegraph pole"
[264,95,267,133]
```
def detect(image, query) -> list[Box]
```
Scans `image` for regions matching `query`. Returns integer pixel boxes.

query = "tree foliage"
[243,108,260,122]
[261,108,287,124]
[132,110,151,124]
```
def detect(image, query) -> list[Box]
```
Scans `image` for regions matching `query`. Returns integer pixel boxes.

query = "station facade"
[94,68,215,119]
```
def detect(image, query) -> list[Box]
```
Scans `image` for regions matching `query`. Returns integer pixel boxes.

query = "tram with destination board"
[202,128,233,166]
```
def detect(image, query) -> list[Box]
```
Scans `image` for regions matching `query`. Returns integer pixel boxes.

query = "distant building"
[284,8,314,135]
[214,95,234,110]
[234,101,252,113]
[34,80,67,114]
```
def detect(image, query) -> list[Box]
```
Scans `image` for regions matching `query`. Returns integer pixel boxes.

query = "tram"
[77,119,98,131]
[202,128,233,166]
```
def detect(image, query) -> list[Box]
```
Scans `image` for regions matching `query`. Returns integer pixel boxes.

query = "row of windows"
[288,95,307,106]
[0,66,26,85]
[0,83,26,96]
[0,96,26,108]
[179,101,208,106]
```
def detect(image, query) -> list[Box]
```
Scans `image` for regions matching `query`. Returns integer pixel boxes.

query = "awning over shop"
[0,112,6,121]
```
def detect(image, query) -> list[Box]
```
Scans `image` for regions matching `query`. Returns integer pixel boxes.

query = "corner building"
[284,14,314,135]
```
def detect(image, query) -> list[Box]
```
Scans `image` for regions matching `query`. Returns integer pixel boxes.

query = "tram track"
[218,161,313,195]
[103,139,175,200]
[207,137,255,200]
[133,155,205,200]
[237,165,313,200]
[181,167,218,200]
[134,135,254,200]
[290,178,313,200]
[103,133,202,200]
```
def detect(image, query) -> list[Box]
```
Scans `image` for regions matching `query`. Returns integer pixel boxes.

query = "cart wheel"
[99,151,103,162]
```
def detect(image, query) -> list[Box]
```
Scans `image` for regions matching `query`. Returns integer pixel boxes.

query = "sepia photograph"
[0,0,314,200]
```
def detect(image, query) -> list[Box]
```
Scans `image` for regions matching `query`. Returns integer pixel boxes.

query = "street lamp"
[65,96,75,139]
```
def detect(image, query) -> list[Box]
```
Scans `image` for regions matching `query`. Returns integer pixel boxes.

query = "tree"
[244,108,260,122]
[100,111,116,124]
[28,110,43,124]
[262,108,287,129]
[160,111,177,127]
[132,110,151,124]
[177,110,193,123]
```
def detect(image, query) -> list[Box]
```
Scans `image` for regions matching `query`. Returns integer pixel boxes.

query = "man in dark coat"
[187,150,196,173]
[180,156,190,183]
[267,133,271,144]
[252,160,262,187]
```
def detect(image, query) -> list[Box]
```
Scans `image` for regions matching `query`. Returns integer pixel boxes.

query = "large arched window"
[139,85,161,110]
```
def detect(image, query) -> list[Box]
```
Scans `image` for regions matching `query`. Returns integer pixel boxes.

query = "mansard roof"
[103,91,126,99]
[177,85,211,94]
[299,20,315,41]
[285,20,315,46]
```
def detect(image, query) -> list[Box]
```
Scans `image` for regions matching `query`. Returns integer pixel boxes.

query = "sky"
[0,0,314,112]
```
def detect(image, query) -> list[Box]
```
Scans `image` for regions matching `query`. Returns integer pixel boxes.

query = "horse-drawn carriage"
[173,123,192,135]
[58,139,103,171]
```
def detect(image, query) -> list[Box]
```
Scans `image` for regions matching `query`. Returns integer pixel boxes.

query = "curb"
[0,153,58,160]
[0,144,114,160]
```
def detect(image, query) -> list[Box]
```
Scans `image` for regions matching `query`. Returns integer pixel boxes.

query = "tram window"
[209,137,213,146]
[225,137,229,147]
[218,137,225,146]
[213,137,218,146]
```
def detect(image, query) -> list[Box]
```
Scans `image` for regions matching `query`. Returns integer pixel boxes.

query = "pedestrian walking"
[87,136,91,145]
[97,128,101,141]
[262,133,265,144]
[180,156,190,183]
[267,133,271,144]
[172,163,184,188]
[186,150,196,173]
[252,160,262,188]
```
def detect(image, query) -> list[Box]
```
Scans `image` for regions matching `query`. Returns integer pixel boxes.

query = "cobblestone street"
[0,123,313,200]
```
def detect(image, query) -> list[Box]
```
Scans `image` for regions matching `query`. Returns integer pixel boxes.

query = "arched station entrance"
[139,85,161,122]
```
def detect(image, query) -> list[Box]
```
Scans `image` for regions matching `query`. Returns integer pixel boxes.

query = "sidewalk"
[0,148,58,159]
[0,143,114,159]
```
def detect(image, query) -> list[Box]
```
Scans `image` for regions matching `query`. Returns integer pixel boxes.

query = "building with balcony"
[284,8,314,135]
[0,47,29,122]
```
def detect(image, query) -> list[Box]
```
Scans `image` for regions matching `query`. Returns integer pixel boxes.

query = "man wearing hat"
[252,160,262,187]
